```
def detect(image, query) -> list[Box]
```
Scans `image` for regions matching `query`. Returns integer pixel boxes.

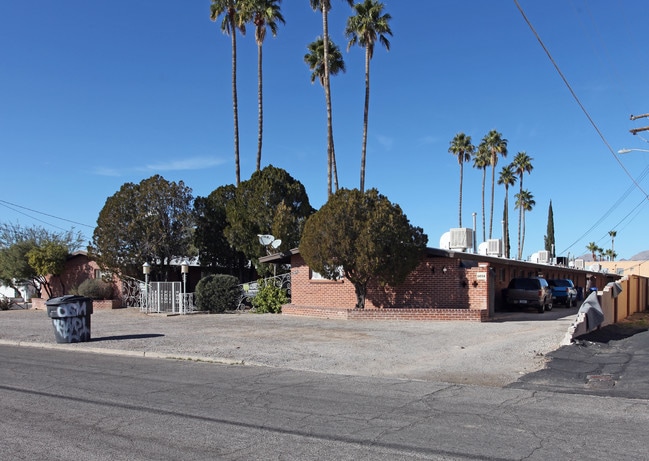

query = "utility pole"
[630,113,649,135]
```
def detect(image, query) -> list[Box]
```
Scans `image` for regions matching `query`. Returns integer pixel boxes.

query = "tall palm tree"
[345,0,392,193]
[497,165,517,258]
[479,130,508,239]
[448,133,475,228]
[210,0,247,186]
[586,242,599,262]
[241,0,285,172]
[608,230,617,261]
[472,144,490,243]
[511,151,533,260]
[309,0,353,197]
[515,189,535,260]
[304,37,346,191]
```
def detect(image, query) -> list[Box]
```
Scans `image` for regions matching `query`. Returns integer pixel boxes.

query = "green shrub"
[77,278,114,300]
[195,274,241,313]
[252,280,288,314]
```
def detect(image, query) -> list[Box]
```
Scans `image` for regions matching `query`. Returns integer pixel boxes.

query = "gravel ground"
[0,307,577,387]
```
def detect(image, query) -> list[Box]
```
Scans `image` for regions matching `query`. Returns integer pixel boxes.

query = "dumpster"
[46,295,93,343]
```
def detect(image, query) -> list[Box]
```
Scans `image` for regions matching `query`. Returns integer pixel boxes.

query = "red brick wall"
[45,254,120,300]
[288,255,490,316]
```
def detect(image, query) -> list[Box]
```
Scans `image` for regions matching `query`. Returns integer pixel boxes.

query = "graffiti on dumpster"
[51,300,91,342]
[55,301,89,317]
[53,316,90,342]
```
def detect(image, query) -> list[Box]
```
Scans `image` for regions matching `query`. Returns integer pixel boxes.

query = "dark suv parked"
[548,279,577,307]
[505,277,553,313]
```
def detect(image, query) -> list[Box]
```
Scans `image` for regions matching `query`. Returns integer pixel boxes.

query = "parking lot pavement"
[509,317,649,399]
[0,306,585,387]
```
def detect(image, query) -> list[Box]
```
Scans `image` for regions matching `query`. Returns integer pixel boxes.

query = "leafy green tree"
[497,165,516,258]
[308,0,353,196]
[240,0,285,172]
[210,0,247,186]
[0,240,37,292]
[479,130,508,239]
[0,223,84,297]
[194,185,248,276]
[544,200,555,255]
[225,165,314,273]
[0,222,84,252]
[91,175,194,278]
[26,241,68,298]
[472,144,490,243]
[345,0,392,193]
[300,188,428,309]
[448,132,475,228]
[305,37,346,194]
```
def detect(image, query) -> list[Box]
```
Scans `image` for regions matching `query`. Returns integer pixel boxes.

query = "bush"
[77,278,114,300]
[252,280,288,314]
[195,274,241,313]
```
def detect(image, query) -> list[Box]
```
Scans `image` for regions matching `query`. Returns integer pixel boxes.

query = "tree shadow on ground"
[577,324,648,344]
[91,334,165,342]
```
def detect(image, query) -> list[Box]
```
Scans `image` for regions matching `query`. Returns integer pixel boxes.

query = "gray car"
[505,277,553,313]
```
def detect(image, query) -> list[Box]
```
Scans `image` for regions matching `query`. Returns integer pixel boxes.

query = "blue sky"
[2,1,649,261]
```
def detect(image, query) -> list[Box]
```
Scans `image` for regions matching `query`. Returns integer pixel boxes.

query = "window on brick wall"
[310,265,343,280]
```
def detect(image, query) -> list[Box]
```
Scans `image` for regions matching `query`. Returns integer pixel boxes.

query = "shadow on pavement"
[91,334,165,342]
[575,323,648,344]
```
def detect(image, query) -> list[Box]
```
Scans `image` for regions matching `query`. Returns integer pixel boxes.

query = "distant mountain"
[629,250,649,261]
[576,250,649,262]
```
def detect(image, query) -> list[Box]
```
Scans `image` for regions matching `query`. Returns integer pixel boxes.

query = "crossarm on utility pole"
[630,113,649,121]
[630,126,649,135]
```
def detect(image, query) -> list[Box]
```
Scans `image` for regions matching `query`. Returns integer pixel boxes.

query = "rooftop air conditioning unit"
[487,239,502,256]
[538,250,551,263]
[574,259,585,269]
[449,228,473,252]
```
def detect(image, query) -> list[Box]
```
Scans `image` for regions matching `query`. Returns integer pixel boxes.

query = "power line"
[0,199,94,229]
[514,0,649,256]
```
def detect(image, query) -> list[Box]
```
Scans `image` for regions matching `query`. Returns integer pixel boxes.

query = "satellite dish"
[271,239,282,249]
[258,234,274,245]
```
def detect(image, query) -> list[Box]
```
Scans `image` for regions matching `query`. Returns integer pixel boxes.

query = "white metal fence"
[140,281,195,314]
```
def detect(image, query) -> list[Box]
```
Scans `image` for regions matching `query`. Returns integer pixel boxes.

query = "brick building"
[261,247,618,321]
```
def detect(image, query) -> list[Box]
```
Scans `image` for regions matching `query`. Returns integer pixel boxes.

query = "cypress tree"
[544,200,555,255]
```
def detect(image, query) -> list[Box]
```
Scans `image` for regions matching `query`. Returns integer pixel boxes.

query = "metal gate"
[120,277,194,314]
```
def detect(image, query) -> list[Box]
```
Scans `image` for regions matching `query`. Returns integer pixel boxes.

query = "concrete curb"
[0,339,248,366]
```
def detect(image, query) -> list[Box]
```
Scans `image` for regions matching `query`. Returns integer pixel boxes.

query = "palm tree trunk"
[489,163,495,238]
[231,16,240,186]
[521,209,527,259]
[458,161,464,228]
[503,191,508,258]
[517,202,522,260]
[256,42,263,172]
[360,47,370,193]
[517,179,523,259]
[481,170,486,243]
[322,5,334,197]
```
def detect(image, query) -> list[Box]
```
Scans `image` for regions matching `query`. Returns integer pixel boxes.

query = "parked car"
[548,279,577,307]
[505,277,553,313]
